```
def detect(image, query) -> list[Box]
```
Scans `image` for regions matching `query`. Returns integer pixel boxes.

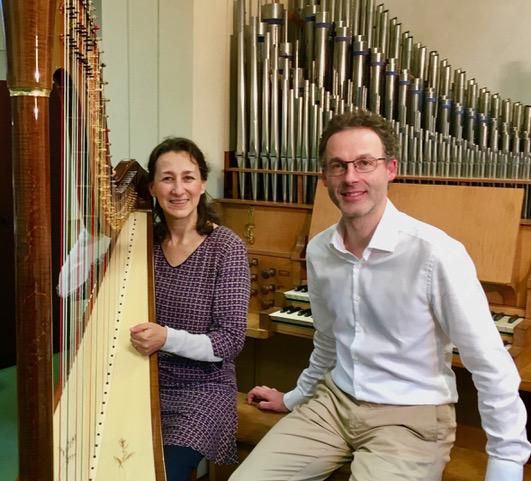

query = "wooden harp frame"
[3,1,165,480]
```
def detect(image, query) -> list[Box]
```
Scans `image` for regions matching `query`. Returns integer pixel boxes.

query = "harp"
[3,1,165,480]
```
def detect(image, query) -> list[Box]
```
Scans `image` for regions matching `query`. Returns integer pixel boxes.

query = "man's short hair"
[318,110,399,167]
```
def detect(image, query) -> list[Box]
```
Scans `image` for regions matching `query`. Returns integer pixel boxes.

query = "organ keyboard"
[494,313,524,335]
[274,285,525,339]
[284,285,310,303]
[269,305,313,327]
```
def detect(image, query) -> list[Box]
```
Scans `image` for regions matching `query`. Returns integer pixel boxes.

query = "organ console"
[217,178,531,380]
[217,176,531,477]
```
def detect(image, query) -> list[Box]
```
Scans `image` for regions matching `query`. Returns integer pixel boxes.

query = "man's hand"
[130,323,167,356]
[247,385,289,412]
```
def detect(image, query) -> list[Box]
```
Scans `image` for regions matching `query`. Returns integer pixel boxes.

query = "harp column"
[3,1,55,481]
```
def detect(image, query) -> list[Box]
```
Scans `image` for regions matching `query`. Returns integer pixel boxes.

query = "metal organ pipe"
[230,0,530,217]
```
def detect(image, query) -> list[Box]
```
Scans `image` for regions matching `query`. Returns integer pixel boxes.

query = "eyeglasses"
[323,157,387,176]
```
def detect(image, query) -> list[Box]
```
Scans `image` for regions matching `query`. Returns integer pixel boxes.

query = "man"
[229,110,530,481]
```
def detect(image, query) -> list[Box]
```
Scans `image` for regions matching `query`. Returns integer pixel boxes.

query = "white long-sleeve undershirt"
[161,326,222,362]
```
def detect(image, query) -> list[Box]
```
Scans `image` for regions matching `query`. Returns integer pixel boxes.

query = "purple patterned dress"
[155,226,249,464]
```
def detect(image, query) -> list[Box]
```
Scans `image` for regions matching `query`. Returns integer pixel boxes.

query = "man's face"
[322,127,397,223]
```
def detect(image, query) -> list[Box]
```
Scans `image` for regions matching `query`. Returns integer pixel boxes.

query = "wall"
[101,0,233,197]
[382,0,531,105]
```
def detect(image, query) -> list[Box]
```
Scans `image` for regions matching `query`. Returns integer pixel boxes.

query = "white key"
[270,307,314,327]
[493,314,523,334]
[284,286,310,303]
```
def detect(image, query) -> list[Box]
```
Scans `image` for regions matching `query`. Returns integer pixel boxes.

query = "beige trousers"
[229,375,456,481]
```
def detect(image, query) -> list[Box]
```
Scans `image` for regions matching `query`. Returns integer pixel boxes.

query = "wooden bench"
[209,393,531,481]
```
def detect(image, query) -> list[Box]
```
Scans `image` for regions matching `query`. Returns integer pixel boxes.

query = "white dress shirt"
[283,199,530,480]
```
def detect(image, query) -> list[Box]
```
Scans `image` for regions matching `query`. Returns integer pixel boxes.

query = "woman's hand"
[247,385,289,412]
[130,323,167,356]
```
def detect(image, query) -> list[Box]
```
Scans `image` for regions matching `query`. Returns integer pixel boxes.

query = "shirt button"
[354,296,360,303]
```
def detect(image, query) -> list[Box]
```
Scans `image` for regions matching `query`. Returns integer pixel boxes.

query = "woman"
[130,137,250,481]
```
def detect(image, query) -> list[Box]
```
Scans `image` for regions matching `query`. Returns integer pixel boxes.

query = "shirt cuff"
[161,327,222,362]
[485,457,523,481]
[283,388,309,411]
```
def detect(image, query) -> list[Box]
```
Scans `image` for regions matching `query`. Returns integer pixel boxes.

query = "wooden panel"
[514,224,531,307]
[218,201,311,256]
[309,180,341,239]
[219,200,310,317]
[235,340,258,393]
[388,183,522,284]
[254,334,314,393]
[310,181,524,284]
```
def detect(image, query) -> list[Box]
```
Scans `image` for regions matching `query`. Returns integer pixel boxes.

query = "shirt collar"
[329,199,401,256]
[367,199,401,253]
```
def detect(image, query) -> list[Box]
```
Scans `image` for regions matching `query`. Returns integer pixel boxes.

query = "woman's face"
[149,150,206,224]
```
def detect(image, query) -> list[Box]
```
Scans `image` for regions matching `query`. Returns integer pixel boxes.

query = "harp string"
[57,0,128,478]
